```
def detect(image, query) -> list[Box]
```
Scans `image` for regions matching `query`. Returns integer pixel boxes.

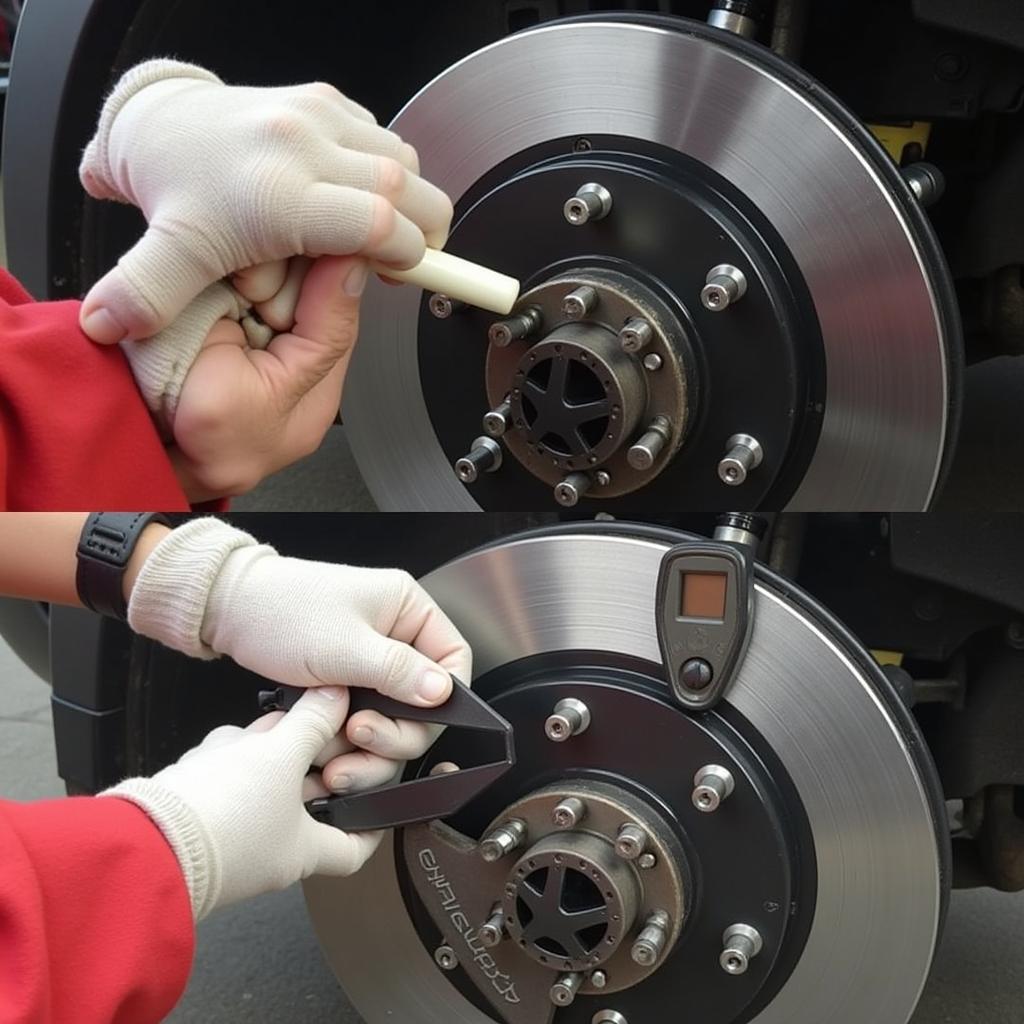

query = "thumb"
[80,221,220,343]
[270,686,351,769]
[263,255,365,399]
[347,625,454,708]
[307,822,383,877]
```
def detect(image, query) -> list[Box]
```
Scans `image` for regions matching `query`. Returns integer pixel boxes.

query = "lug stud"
[630,910,671,967]
[700,264,747,312]
[489,307,542,347]
[564,182,613,225]
[455,436,503,483]
[614,822,648,861]
[429,293,463,319]
[479,906,505,948]
[718,433,763,486]
[552,796,587,829]
[550,972,584,1007]
[545,698,591,742]
[554,471,592,507]
[720,924,763,975]
[483,398,512,438]
[692,765,735,812]
[627,416,672,471]
[479,819,527,862]
[562,285,599,320]
[618,317,653,353]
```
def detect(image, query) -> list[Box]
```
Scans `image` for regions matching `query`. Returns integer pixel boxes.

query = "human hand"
[103,687,382,920]
[78,60,452,345]
[127,517,473,795]
[165,254,361,500]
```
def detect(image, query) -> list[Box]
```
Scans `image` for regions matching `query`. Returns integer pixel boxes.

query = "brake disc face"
[345,17,958,512]
[305,529,947,1024]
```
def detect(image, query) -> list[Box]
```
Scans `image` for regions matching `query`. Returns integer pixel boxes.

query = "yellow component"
[866,122,932,165]
[872,649,905,667]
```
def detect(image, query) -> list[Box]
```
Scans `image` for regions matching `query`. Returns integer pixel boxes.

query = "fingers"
[351,624,454,707]
[253,256,313,331]
[259,254,363,400]
[307,821,384,877]
[80,220,220,344]
[319,748,401,794]
[329,150,452,251]
[178,723,244,762]
[345,710,440,762]
[232,260,289,304]
[311,731,355,769]
[298,183,425,269]
[392,582,474,686]
[268,685,350,768]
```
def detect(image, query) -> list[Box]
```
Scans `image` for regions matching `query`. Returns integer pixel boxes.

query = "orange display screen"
[681,572,728,620]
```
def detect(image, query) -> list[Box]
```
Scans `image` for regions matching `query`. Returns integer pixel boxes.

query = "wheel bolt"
[489,307,542,347]
[638,853,657,870]
[552,796,587,829]
[615,822,648,861]
[589,970,608,989]
[545,698,591,742]
[627,416,672,471]
[429,293,462,319]
[630,910,671,967]
[554,471,592,507]
[479,906,505,948]
[480,819,527,862]
[693,765,735,812]
[550,972,584,1006]
[718,433,763,486]
[564,182,613,225]
[642,352,663,372]
[434,944,458,971]
[618,317,653,353]
[700,264,747,312]
[483,399,512,438]
[720,924,763,975]
[455,436,503,484]
[562,285,599,320]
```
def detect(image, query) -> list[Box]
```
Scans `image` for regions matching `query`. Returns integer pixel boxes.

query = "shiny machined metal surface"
[304,532,941,1024]
[345,19,950,511]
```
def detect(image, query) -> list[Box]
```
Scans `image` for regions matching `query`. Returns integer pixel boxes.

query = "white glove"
[79,60,453,345]
[103,687,380,920]
[127,518,472,792]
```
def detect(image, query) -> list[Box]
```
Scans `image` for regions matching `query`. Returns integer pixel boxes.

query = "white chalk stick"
[372,248,520,315]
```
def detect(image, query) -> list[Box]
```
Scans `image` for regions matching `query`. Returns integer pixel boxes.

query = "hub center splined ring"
[496,780,687,993]
[487,270,691,496]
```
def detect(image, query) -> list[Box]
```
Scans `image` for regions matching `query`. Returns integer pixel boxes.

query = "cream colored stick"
[372,248,520,315]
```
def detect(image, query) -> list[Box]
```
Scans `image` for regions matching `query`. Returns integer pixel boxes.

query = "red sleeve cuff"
[0,796,194,1024]
[0,269,192,510]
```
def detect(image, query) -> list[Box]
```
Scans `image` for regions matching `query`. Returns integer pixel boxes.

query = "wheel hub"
[487,270,691,497]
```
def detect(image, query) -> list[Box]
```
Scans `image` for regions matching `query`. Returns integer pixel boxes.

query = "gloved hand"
[125,255,361,499]
[103,687,379,920]
[127,517,472,796]
[78,60,453,345]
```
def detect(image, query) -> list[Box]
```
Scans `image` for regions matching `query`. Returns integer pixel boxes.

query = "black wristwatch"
[75,512,171,620]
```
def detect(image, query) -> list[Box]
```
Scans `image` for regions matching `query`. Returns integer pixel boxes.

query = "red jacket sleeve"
[0,269,192,510]
[0,796,194,1024]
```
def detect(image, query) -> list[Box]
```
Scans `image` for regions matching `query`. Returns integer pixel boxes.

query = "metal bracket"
[258,678,515,832]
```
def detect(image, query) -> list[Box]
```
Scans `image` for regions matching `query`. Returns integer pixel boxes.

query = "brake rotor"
[305,526,948,1024]
[345,16,960,512]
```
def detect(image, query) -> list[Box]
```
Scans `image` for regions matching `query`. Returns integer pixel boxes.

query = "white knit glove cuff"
[120,281,251,437]
[101,779,219,920]
[80,59,222,202]
[127,517,261,659]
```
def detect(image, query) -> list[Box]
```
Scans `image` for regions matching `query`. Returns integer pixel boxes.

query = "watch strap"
[76,512,171,620]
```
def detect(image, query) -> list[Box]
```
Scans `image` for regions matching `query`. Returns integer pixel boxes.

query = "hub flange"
[486,270,691,496]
